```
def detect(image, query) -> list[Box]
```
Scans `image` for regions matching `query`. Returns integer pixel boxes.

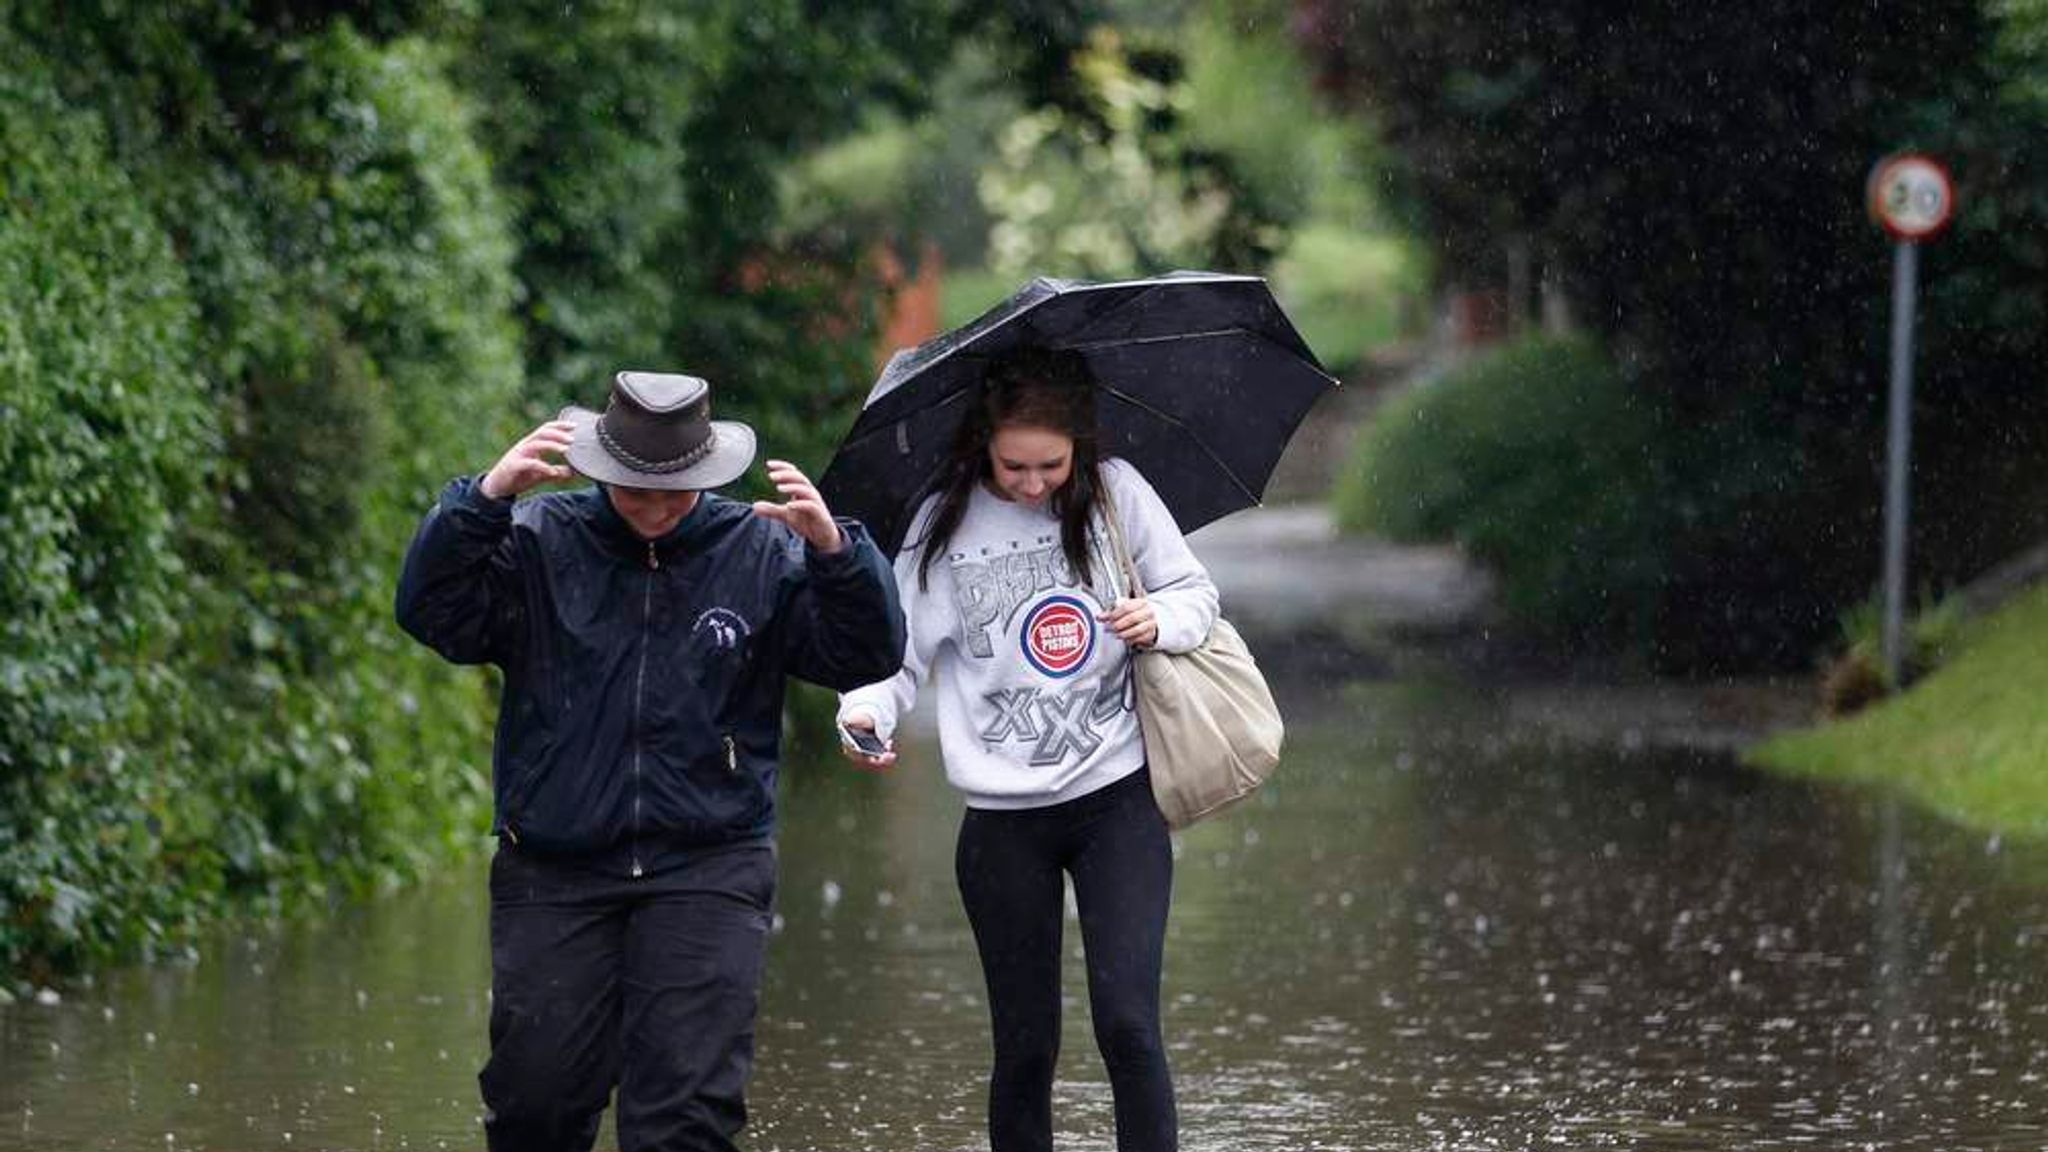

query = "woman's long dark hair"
[911,346,1102,591]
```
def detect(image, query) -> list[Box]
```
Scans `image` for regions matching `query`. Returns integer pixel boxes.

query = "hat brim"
[559,406,757,491]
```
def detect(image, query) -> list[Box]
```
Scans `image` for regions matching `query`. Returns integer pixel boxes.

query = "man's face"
[607,484,701,540]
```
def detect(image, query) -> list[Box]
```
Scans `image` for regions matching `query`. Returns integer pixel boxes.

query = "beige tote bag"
[1098,488,1284,830]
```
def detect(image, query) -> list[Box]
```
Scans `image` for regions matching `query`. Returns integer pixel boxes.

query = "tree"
[978,25,1284,279]
[458,1,962,449]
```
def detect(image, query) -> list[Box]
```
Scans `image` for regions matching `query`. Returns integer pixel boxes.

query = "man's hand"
[751,459,845,553]
[481,420,576,500]
[1100,597,1159,649]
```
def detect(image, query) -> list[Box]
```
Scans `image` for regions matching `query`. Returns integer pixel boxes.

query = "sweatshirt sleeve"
[837,501,942,740]
[394,474,526,665]
[1108,459,1219,654]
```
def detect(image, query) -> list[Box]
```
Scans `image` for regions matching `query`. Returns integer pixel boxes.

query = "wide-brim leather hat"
[561,371,756,491]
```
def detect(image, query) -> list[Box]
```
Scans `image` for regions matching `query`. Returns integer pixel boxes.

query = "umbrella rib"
[1057,275,1262,348]
[1096,383,1263,508]
[1069,329,1339,386]
[1065,328,1248,352]
[879,275,1180,384]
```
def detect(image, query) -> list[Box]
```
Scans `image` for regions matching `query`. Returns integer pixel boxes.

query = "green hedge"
[174,25,522,911]
[0,20,520,987]
[1334,332,1908,668]
[1334,336,1668,645]
[0,59,222,979]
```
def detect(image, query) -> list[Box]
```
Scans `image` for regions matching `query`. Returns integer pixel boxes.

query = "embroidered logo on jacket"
[1019,595,1095,678]
[693,607,751,651]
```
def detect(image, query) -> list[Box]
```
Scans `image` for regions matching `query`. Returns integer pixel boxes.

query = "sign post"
[1866,152,1954,687]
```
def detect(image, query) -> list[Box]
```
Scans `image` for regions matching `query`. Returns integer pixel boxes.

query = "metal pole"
[1881,240,1919,685]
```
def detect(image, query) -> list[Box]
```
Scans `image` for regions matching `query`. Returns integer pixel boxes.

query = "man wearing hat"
[396,371,905,1151]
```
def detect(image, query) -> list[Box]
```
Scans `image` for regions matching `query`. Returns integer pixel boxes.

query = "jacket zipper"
[630,540,658,877]
[723,734,738,773]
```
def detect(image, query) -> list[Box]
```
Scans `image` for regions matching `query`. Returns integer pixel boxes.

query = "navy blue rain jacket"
[395,476,905,872]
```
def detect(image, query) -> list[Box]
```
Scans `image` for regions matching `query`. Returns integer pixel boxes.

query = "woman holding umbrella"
[836,345,1217,1152]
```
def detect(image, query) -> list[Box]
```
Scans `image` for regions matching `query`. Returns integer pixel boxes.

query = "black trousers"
[480,840,776,1152]
[956,767,1178,1152]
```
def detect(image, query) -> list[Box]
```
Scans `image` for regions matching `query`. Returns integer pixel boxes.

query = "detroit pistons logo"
[1020,595,1095,679]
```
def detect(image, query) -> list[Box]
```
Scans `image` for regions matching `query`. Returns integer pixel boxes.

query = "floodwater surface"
[5,676,2048,1151]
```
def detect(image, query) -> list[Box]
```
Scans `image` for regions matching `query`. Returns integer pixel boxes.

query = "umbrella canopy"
[820,271,1338,556]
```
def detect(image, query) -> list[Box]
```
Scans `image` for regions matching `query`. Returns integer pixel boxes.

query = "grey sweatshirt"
[838,458,1219,809]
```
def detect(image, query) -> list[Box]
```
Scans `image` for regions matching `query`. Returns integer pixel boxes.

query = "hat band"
[597,420,719,475]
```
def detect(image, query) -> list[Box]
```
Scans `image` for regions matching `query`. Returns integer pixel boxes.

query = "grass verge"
[1745,582,2048,840]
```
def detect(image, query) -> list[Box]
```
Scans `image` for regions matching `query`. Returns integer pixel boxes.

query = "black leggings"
[955,767,1177,1152]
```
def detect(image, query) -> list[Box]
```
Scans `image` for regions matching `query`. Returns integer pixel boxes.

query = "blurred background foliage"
[8,0,2043,988]
[1334,337,1667,647]
[1306,0,2048,670]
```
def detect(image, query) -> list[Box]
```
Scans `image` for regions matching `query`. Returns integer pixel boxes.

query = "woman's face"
[986,424,1074,507]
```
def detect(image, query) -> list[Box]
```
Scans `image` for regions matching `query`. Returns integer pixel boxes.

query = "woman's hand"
[752,459,846,553]
[1100,597,1158,649]
[838,713,897,770]
[480,420,577,500]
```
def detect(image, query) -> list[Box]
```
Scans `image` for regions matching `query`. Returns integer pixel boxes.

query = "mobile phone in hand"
[839,723,889,757]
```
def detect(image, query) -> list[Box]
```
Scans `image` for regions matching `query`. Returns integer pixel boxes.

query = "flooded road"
[6,672,2048,1151]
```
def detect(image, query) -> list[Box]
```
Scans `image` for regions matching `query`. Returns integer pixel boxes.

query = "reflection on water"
[6,676,2048,1150]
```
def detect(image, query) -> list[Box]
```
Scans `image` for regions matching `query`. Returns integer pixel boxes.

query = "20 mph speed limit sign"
[1867,151,1955,688]
[1868,153,1955,242]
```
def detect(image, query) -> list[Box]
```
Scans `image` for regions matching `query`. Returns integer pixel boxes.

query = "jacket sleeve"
[781,519,908,691]
[393,475,525,666]
[1111,460,1220,654]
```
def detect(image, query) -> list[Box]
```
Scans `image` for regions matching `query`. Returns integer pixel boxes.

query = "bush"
[1819,590,1969,716]
[1335,331,1926,669]
[1334,336,1667,646]
[0,58,221,980]
[0,19,522,986]
[177,25,521,905]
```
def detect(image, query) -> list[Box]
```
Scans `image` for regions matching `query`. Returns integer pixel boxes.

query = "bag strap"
[1094,478,1144,715]
[1095,478,1148,600]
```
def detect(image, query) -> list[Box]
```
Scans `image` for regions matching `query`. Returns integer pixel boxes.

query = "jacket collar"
[584,485,719,564]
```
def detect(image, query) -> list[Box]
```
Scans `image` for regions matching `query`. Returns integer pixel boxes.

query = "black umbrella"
[820,271,1339,556]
